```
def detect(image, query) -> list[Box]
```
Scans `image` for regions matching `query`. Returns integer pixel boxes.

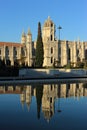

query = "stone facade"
[0,17,87,67]
[0,29,32,66]
[42,17,87,67]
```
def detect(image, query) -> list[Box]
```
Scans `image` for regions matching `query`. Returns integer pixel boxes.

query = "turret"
[21,31,26,44]
[27,28,32,43]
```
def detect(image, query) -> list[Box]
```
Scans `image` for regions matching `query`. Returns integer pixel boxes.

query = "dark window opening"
[0,50,1,55]
[51,57,53,63]
[68,48,70,61]
[51,85,52,91]
[6,59,11,66]
[50,97,52,103]
[77,50,79,56]
[51,47,53,54]
[14,47,17,56]
[5,46,9,55]
[51,35,53,41]
[85,49,87,60]
[51,23,53,27]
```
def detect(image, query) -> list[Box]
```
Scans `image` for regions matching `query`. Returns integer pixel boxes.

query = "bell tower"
[42,16,55,43]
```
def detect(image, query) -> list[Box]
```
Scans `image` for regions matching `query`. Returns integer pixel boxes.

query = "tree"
[36,85,43,119]
[35,22,44,67]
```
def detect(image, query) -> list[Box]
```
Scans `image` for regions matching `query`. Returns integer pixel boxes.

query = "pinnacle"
[27,28,31,35]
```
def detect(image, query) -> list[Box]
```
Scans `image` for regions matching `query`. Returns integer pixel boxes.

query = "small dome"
[44,16,54,27]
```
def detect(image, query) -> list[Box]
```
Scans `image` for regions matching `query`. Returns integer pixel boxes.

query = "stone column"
[2,45,6,64]
[10,46,14,66]
[81,41,85,61]
[43,43,50,67]
[70,45,73,63]
[73,41,77,66]
[26,43,32,66]
[61,40,68,66]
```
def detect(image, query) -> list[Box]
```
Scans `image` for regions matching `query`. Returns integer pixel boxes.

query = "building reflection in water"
[0,82,87,122]
[20,85,32,110]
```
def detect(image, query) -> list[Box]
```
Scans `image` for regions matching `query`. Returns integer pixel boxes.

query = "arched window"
[51,85,52,91]
[51,35,53,41]
[21,47,25,56]
[5,46,9,56]
[85,49,87,60]
[51,23,53,27]
[13,47,17,56]
[77,50,79,56]
[68,48,70,61]
[51,47,53,54]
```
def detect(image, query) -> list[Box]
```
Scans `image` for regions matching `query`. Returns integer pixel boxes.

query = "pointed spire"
[64,39,66,43]
[27,28,31,35]
[22,30,26,37]
[26,102,30,111]
[78,37,80,42]
[48,16,50,20]
[74,40,76,43]
[21,101,25,110]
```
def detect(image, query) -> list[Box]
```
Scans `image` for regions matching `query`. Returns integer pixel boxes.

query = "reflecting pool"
[0,82,87,130]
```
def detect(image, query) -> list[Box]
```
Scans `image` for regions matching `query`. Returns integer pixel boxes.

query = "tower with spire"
[42,16,55,43]
[27,29,32,43]
[26,28,32,66]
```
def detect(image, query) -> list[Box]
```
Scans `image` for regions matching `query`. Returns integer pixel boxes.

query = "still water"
[0,82,87,130]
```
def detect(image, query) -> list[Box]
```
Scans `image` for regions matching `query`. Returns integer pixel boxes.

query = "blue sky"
[0,0,87,42]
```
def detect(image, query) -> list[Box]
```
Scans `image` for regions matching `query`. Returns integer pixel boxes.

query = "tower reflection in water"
[0,82,87,122]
